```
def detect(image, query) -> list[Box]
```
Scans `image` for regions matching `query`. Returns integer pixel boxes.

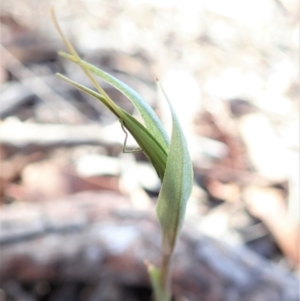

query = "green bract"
[52,9,193,301]
[59,52,170,152]
[56,55,169,182]
[156,82,194,253]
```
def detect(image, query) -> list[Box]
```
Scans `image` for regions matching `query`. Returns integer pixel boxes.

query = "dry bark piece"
[0,81,34,118]
[0,44,86,123]
[244,186,300,267]
[17,159,121,202]
[0,122,107,148]
[0,191,298,301]
[0,151,42,202]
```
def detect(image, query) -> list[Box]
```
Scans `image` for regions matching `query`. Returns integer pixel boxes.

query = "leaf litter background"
[0,0,299,300]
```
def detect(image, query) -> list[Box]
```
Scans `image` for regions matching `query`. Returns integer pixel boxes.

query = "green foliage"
[147,263,169,301]
[52,9,193,301]
[59,52,170,152]
[156,83,194,255]
[56,73,168,181]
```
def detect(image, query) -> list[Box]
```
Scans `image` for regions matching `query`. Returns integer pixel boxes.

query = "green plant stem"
[160,252,172,301]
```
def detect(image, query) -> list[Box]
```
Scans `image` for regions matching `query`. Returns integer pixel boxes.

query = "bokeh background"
[0,0,299,300]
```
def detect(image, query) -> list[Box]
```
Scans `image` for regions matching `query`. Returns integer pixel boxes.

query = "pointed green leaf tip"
[59,52,170,152]
[56,73,168,181]
[156,82,193,254]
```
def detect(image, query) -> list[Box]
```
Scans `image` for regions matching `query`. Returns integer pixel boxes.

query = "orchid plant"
[51,9,193,301]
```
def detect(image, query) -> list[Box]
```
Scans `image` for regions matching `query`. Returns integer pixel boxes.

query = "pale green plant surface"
[56,73,168,181]
[58,52,170,152]
[154,82,193,300]
[51,9,193,301]
[147,263,169,301]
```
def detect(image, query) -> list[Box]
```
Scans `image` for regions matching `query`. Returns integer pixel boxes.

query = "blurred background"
[0,0,299,300]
